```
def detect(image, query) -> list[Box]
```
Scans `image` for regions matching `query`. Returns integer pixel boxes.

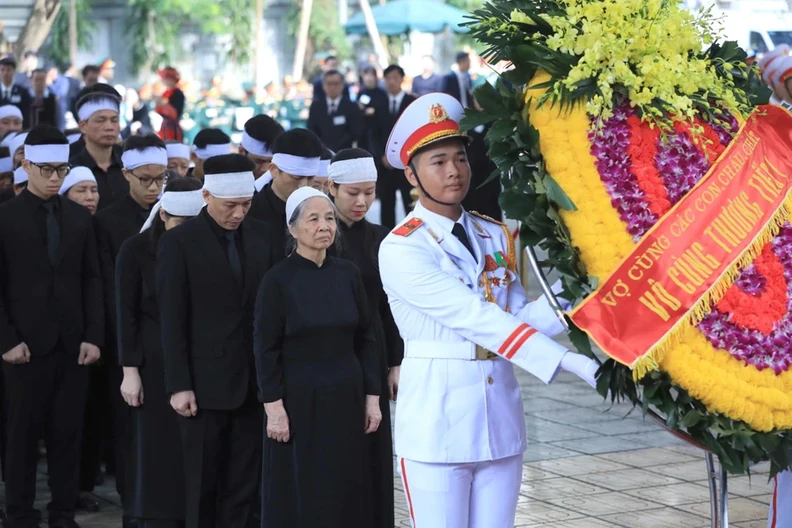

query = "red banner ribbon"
[570,106,792,371]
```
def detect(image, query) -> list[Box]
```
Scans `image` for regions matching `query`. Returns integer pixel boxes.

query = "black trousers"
[3,346,89,525]
[178,397,261,528]
[109,361,130,502]
[377,166,414,229]
[79,361,109,492]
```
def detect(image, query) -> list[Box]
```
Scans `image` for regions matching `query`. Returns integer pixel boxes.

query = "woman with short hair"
[254,187,382,527]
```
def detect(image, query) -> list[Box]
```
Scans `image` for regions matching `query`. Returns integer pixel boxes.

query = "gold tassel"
[631,194,792,381]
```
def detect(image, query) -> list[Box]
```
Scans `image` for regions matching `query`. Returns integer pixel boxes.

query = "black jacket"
[307,97,364,153]
[441,72,473,108]
[374,93,416,159]
[0,84,33,127]
[70,144,129,211]
[29,92,58,127]
[248,181,287,264]
[157,210,273,410]
[0,191,103,356]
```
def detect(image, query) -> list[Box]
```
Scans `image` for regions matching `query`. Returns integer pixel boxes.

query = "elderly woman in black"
[327,148,403,528]
[254,186,381,527]
[115,177,204,527]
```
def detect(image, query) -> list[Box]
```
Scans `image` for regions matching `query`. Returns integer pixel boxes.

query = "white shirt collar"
[413,201,465,236]
[388,91,406,107]
[326,96,341,107]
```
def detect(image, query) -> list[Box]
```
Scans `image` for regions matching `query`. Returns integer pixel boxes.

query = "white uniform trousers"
[769,470,792,528]
[398,454,523,528]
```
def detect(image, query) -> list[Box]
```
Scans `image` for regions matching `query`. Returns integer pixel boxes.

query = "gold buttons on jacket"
[487,376,494,385]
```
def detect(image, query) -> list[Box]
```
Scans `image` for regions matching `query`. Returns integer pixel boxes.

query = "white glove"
[560,352,599,389]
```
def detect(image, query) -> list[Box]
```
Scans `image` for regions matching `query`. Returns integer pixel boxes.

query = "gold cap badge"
[429,104,449,124]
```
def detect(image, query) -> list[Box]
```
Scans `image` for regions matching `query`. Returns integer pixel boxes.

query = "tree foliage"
[49,0,96,69]
[126,0,254,73]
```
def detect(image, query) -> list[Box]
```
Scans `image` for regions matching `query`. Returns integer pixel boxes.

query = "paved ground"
[1,278,777,527]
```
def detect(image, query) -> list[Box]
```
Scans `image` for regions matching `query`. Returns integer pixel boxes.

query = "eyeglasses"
[130,169,166,188]
[29,162,71,179]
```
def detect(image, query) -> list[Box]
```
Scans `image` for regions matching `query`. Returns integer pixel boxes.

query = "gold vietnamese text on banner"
[569,105,792,378]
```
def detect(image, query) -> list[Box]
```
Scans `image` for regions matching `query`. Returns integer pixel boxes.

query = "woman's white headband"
[192,143,232,160]
[140,189,205,232]
[9,132,28,156]
[203,171,255,199]
[286,186,333,222]
[59,166,96,195]
[240,131,273,158]
[271,153,320,177]
[77,99,120,121]
[24,144,70,164]
[121,147,168,170]
[166,143,191,160]
[328,157,377,184]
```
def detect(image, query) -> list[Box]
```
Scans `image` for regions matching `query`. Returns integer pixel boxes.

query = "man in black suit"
[375,65,417,228]
[158,154,272,528]
[248,128,322,263]
[307,70,363,153]
[90,133,165,510]
[311,55,350,102]
[357,65,388,156]
[28,69,58,128]
[0,125,103,528]
[0,57,33,127]
[441,51,474,109]
[70,91,128,210]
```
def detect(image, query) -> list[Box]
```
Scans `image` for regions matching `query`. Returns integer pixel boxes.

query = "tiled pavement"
[9,367,775,527]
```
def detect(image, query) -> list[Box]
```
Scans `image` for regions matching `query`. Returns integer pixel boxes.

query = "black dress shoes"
[75,494,101,513]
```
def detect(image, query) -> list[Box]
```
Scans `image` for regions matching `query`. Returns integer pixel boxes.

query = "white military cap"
[385,93,469,170]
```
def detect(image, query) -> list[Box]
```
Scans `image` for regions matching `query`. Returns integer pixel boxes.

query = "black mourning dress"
[115,232,184,525]
[335,218,403,528]
[254,253,380,527]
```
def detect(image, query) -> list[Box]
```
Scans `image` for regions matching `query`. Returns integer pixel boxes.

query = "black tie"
[391,99,398,115]
[452,223,474,257]
[42,201,60,265]
[224,231,242,282]
[329,102,336,115]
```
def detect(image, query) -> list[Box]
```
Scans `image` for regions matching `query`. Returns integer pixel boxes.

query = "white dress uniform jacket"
[379,202,569,464]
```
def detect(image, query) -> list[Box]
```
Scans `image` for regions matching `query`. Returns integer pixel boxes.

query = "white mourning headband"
[328,157,377,184]
[13,166,28,185]
[24,144,70,164]
[140,189,205,232]
[0,131,17,148]
[67,133,82,145]
[59,166,96,195]
[0,157,11,173]
[240,131,274,158]
[77,99,120,121]
[166,143,191,160]
[0,105,23,121]
[286,186,332,221]
[254,171,272,192]
[271,153,320,177]
[203,171,255,199]
[317,159,331,178]
[192,143,232,160]
[121,147,168,170]
[9,132,28,156]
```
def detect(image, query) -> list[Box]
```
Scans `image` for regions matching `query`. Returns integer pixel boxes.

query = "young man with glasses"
[92,133,168,513]
[0,124,103,528]
[70,91,127,211]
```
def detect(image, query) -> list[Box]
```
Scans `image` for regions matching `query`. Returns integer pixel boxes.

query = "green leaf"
[543,174,577,211]
[460,109,497,131]
[679,410,703,428]
[567,319,595,359]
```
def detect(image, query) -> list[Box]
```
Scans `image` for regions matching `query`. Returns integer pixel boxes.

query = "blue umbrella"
[345,0,470,36]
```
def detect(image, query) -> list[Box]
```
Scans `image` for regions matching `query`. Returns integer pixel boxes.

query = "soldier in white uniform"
[378,93,600,527]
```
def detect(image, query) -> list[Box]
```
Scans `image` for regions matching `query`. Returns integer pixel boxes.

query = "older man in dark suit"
[158,154,273,528]
[307,70,364,153]
[0,124,103,528]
